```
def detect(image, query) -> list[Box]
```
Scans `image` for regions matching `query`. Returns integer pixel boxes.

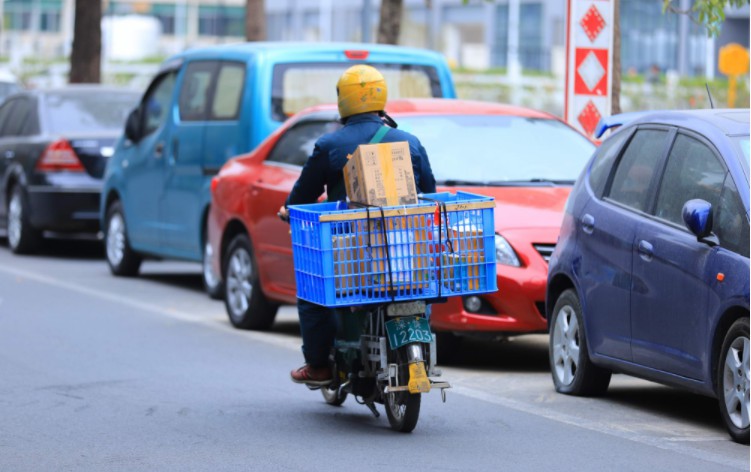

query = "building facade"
[1,0,748,77]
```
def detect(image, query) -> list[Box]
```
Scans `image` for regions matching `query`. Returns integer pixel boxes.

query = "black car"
[0,85,139,253]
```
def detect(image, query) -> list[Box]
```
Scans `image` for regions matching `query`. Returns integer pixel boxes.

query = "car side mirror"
[682,199,719,246]
[124,107,142,143]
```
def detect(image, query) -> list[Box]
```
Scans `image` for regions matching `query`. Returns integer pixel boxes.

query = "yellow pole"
[728,75,737,108]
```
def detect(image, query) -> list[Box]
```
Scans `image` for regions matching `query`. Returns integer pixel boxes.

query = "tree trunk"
[245,0,266,42]
[377,0,403,45]
[69,0,101,84]
[611,0,621,114]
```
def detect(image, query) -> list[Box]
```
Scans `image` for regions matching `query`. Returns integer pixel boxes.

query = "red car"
[207,99,595,355]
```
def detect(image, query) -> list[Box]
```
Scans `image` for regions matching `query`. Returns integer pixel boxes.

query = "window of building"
[151,3,177,35]
[198,6,244,37]
[519,3,544,71]
[493,5,509,68]
[4,0,61,32]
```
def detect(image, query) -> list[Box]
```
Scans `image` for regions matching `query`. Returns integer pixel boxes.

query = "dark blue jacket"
[287,113,436,205]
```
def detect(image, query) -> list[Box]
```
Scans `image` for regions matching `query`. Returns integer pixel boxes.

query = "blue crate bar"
[288,192,497,307]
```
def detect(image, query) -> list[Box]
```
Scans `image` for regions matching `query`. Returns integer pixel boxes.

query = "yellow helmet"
[336,64,388,119]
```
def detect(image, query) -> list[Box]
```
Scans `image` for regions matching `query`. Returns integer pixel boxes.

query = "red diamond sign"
[574,48,609,95]
[580,5,606,43]
[578,101,602,136]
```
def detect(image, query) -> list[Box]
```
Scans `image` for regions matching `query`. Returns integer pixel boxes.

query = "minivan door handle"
[637,240,654,261]
[154,141,165,158]
[581,214,595,234]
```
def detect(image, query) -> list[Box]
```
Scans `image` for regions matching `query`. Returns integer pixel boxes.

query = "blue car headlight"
[495,234,521,267]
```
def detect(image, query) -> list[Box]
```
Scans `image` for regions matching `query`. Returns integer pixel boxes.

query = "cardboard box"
[343,141,418,207]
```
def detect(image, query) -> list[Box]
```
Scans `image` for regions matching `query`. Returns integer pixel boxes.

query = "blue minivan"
[100,42,456,297]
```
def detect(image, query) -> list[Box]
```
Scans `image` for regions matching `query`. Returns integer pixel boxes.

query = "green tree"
[663,0,750,37]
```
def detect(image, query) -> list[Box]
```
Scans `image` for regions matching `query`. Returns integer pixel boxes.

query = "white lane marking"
[0,264,744,468]
[451,388,744,469]
[0,264,300,351]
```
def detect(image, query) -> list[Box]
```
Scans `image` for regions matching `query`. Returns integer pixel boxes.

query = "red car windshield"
[398,115,595,185]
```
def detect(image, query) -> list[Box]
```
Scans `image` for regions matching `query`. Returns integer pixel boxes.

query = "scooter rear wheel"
[385,347,421,432]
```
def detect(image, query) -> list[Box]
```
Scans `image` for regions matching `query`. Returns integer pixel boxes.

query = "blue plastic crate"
[288,192,497,307]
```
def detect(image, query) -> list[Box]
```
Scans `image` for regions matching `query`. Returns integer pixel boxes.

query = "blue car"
[546,109,750,443]
[100,42,455,297]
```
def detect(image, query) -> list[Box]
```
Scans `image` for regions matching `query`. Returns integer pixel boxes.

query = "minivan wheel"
[223,233,278,330]
[203,240,224,300]
[7,185,41,254]
[105,201,142,277]
[549,289,611,396]
[718,317,749,444]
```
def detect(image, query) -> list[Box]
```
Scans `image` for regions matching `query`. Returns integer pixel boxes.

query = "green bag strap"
[369,125,390,144]
[326,125,390,202]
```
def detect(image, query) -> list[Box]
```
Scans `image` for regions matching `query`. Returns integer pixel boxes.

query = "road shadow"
[439,335,550,373]
[0,235,104,260]
[140,272,206,293]
[604,380,724,431]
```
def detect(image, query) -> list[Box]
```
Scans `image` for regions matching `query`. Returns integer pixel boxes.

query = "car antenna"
[705,83,715,109]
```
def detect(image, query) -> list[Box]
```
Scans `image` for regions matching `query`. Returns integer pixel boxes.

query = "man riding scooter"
[278,64,437,386]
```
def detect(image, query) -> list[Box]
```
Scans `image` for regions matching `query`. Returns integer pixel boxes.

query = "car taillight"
[344,50,369,60]
[36,139,84,172]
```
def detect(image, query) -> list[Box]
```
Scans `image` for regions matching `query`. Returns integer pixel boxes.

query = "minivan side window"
[211,62,245,120]
[143,71,177,137]
[715,175,750,257]
[607,129,669,212]
[654,134,726,225]
[267,121,340,167]
[588,128,630,198]
[179,61,215,121]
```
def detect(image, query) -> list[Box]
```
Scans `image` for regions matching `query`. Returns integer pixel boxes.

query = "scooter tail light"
[36,139,85,172]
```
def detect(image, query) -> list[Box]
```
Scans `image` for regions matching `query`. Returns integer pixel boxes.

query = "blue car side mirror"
[682,199,719,246]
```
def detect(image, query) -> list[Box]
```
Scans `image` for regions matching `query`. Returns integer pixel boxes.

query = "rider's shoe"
[290,364,333,386]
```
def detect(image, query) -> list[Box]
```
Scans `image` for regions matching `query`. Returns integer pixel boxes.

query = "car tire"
[717,317,749,444]
[549,289,611,396]
[202,239,224,300]
[7,185,42,254]
[104,200,142,277]
[223,233,278,330]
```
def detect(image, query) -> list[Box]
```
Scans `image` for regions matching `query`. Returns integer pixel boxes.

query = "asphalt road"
[0,238,747,471]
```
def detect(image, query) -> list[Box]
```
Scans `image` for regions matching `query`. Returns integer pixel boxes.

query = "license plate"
[385,317,432,350]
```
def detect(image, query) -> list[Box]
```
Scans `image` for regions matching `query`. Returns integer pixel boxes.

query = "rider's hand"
[278,205,290,223]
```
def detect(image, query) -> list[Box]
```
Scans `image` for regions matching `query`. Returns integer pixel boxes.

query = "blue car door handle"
[638,240,653,261]
[581,214,595,234]
[154,141,165,158]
